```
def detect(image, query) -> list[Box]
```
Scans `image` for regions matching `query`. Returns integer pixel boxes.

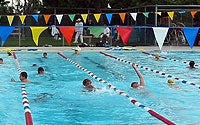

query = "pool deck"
[1,46,200,52]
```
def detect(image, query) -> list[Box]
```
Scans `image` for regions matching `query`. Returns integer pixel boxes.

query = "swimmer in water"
[82,79,96,92]
[167,79,182,90]
[131,63,145,89]
[154,53,161,61]
[11,72,31,83]
[187,61,196,69]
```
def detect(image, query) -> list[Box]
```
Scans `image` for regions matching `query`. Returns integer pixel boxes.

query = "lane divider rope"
[13,52,33,125]
[57,52,175,125]
[99,51,200,89]
[142,51,199,67]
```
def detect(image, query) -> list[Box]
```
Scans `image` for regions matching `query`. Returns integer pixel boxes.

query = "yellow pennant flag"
[190,10,197,18]
[19,15,26,24]
[43,14,51,24]
[7,15,14,26]
[30,27,48,46]
[119,13,126,23]
[94,14,101,23]
[81,14,88,23]
[167,11,174,20]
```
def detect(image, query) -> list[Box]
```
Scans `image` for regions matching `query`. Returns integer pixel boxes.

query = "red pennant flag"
[116,27,133,45]
[59,26,75,45]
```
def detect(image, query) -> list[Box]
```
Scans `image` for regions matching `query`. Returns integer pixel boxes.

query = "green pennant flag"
[68,14,75,22]
[89,27,104,37]
[143,12,149,18]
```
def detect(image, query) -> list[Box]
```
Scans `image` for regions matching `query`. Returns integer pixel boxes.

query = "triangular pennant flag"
[153,27,169,50]
[155,12,162,16]
[107,3,111,8]
[130,13,137,21]
[59,26,75,45]
[30,27,48,46]
[190,10,197,18]
[68,14,75,22]
[106,13,113,24]
[167,11,174,20]
[19,15,26,24]
[7,15,14,26]
[89,27,104,37]
[32,14,39,22]
[116,27,133,45]
[43,14,51,24]
[56,14,63,24]
[183,27,199,48]
[0,26,15,46]
[143,12,149,18]
[94,14,101,23]
[119,13,126,23]
[81,14,88,23]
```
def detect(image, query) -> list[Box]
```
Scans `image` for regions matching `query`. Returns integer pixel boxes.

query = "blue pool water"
[0,50,200,125]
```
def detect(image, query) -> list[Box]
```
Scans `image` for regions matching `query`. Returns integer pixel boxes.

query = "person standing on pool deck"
[131,63,145,88]
[73,18,84,44]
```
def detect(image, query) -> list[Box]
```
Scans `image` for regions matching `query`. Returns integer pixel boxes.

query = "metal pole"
[144,7,146,45]
[155,4,158,26]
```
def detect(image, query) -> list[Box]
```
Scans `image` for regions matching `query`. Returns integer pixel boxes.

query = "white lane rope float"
[13,52,33,125]
[142,51,199,67]
[57,52,175,125]
[99,52,200,90]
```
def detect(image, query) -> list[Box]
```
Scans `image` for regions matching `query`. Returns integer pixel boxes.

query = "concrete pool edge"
[0,46,200,52]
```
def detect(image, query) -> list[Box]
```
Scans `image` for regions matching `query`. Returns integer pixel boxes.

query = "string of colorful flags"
[0,10,198,26]
[0,26,199,49]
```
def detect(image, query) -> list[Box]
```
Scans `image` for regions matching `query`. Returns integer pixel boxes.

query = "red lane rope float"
[57,52,175,125]
[142,51,199,67]
[99,52,200,90]
[13,52,33,125]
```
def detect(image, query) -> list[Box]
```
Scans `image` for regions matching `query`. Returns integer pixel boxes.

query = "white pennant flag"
[56,14,63,24]
[153,27,169,50]
[130,13,137,21]
[107,3,111,8]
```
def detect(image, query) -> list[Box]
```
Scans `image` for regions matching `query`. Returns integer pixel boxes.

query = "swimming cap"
[168,79,174,84]
[75,46,81,51]
[155,53,160,57]
[6,48,12,53]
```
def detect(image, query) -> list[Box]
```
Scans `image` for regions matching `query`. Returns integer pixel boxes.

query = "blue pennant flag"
[106,13,112,24]
[0,26,15,46]
[183,27,199,48]
[32,14,39,22]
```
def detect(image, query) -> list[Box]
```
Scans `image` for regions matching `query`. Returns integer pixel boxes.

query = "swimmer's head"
[7,48,12,56]
[83,79,92,86]
[168,79,174,85]
[189,61,195,67]
[131,82,139,88]
[32,64,37,66]
[155,53,160,57]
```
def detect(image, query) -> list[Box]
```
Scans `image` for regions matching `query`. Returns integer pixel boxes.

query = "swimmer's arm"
[132,63,145,87]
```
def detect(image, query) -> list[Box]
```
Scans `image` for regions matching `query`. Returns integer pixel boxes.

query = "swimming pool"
[0,49,200,125]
